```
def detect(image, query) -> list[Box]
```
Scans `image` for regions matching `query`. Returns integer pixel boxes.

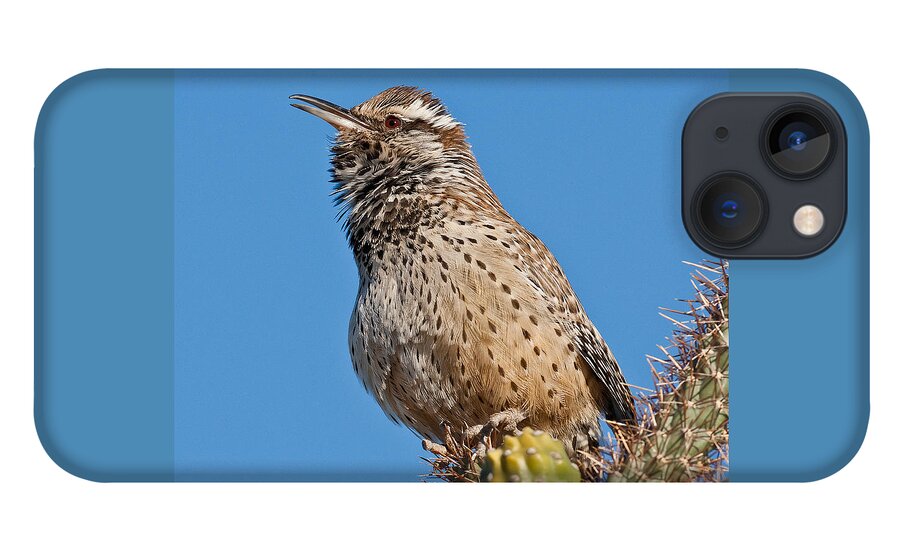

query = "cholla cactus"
[423,260,729,482]
[596,260,729,482]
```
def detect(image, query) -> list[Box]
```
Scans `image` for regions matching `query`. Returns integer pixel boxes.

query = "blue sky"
[172,70,720,480]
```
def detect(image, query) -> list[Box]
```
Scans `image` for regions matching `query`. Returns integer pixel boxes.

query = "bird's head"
[291,86,472,190]
[292,86,505,264]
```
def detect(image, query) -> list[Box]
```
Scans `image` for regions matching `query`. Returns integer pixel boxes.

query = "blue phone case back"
[34,69,868,482]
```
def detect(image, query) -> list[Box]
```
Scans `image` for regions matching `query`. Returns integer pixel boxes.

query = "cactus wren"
[292,86,635,451]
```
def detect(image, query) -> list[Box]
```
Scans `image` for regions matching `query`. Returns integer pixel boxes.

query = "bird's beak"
[290,94,371,132]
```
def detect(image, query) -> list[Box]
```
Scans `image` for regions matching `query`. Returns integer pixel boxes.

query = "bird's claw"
[463,409,526,443]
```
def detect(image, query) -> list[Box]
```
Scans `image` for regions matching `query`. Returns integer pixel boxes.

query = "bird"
[291,86,635,452]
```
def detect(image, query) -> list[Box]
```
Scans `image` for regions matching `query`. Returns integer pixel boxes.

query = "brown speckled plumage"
[292,86,635,451]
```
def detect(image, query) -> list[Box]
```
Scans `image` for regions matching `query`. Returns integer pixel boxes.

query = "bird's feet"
[464,409,526,459]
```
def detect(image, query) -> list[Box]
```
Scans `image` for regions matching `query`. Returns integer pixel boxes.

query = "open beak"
[290,94,371,132]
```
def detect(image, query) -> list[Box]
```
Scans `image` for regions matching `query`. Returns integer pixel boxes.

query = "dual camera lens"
[694,104,835,248]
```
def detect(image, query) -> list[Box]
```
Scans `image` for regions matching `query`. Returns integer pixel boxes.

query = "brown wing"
[512,227,636,422]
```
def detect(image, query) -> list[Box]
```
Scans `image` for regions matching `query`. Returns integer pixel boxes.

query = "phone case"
[34,69,868,482]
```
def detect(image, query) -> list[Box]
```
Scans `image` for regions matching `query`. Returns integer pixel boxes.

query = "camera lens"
[694,173,766,247]
[787,130,808,151]
[764,106,834,178]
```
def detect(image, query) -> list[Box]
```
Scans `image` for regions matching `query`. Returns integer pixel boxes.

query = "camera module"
[683,93,846,258]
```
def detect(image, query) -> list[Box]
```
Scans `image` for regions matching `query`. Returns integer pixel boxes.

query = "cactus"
[423,260,729,482]
[602,260,729,482]
[479,428,581,483]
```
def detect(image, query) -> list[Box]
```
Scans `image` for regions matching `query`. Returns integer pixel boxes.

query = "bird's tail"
[607,389,637,424]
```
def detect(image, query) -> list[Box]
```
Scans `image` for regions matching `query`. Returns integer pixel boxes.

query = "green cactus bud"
[480,427,581,482]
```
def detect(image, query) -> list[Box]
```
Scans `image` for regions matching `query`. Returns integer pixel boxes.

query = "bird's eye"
[384,115,402,130]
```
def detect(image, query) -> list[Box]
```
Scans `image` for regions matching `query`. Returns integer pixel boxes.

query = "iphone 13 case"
[34,69,868,482]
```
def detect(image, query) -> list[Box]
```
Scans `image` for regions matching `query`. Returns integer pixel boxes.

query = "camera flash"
[793,204,825,237]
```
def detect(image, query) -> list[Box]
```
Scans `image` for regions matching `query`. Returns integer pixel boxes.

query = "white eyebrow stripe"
[428,114,458,129]
[395,104,439,120]
[391,99,459,129]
